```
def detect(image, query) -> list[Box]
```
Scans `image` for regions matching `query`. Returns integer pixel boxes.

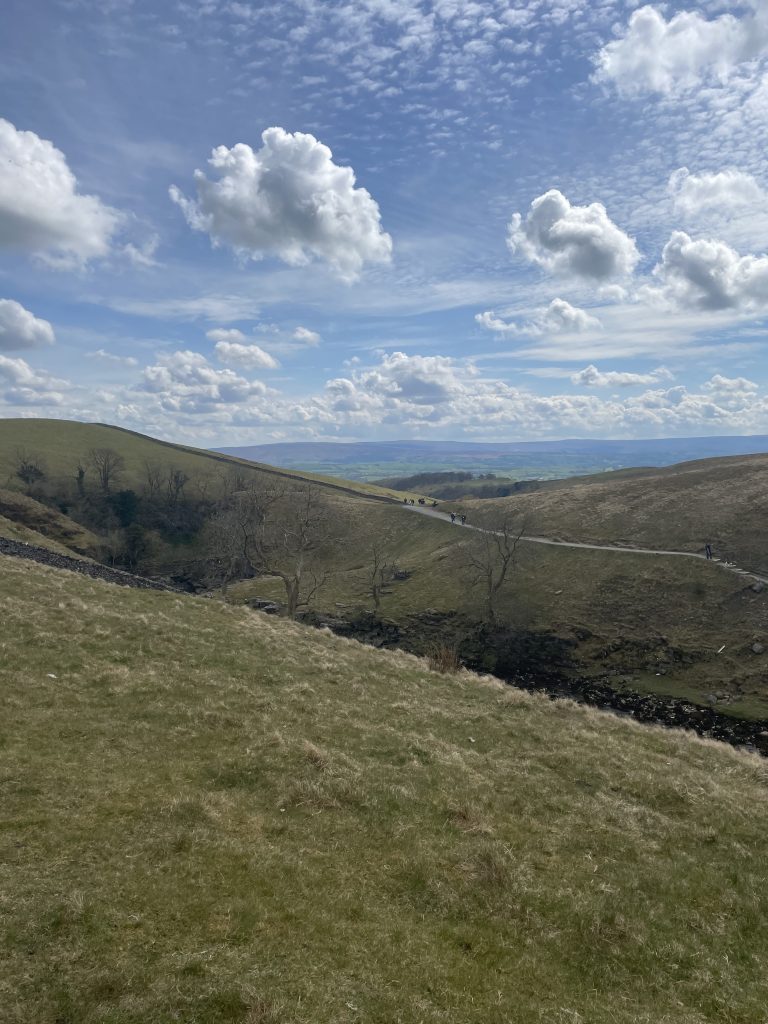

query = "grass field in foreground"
[2,555,768,1023]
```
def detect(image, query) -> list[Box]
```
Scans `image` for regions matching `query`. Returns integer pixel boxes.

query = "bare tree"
[88,448,125,493]
[143,461,164,500]
[464,514,525,624]
[366,541,398,614]
[74,458,87,498]
[250,485,333,618]
[166,467,189,507]
[203,484,284,596]
[13,448,45,494]
[218,466,250,498]
[192,473,214,502]
[204,483,333,615]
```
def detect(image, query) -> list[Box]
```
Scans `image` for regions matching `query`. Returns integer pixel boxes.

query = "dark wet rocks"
[0,536,181,592]
[308,607,768,753]
[249,597,283,615]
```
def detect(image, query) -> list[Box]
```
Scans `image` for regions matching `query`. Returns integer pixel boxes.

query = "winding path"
[402,503,768,586]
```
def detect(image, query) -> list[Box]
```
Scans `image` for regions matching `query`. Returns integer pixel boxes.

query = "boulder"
[752,642,765,655]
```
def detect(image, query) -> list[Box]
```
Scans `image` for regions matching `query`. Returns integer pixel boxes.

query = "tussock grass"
[427,642,462,674]
[2,555,768,1022]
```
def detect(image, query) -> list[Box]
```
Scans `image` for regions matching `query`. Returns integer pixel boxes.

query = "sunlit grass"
[2,555,768,1022]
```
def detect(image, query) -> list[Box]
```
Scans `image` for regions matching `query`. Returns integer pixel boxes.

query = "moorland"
[3,416,768,1021]
[2,417,767,719]
[3,540,768,1023]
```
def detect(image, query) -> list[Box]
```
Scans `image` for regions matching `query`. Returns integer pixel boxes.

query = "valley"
[3,417,768,1022]
[2,418,768,721]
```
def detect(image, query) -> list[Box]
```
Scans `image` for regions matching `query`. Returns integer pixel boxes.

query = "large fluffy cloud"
[669,168,766,219]
[647,231,768,311]
[0,355,66,405]
[594,4,768,96]
[0,118,120,266]
[476,298,601,336]
[0,299,54,351]
[507,190,639,281]
[139,350,272,415]
[170,127,392,281]
[207,328,279,370]
[302,351,768,436]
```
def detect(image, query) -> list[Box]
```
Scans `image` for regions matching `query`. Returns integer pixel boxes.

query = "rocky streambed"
[297,607,768,753]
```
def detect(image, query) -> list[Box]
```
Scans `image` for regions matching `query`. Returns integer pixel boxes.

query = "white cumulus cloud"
[293,325,321,345]
[139,350,272,415]
[646,231,768,311]
[571,364,674,388]
[507,190,639,281]
[669,168,766,219]
[170,126,392,281]
[298,350,768,437]
[594,4,768,97]
[0,299,55,351]
[0,354,66,405]
[207,328,279,369]
[476,298,602,336]
[0,118,120,266]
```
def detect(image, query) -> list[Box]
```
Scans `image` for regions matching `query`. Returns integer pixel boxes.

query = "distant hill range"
[215,435,768,482]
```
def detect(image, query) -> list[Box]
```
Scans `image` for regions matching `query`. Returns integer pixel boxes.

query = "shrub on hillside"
[427,643,461,674]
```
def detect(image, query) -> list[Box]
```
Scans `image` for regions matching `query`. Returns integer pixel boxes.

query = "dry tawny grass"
[2,553,768,1024]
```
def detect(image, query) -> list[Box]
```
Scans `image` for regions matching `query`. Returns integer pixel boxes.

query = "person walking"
[705,543,713,560]
[450,512,456,523]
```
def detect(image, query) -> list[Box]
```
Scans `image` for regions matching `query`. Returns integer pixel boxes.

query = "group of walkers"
[401,496,465,524]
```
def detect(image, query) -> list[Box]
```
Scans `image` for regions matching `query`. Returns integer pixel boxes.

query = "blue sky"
[2,0,768,444]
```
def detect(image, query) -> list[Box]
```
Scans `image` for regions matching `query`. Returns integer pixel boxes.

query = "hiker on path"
[460,514,466,526]
[450,512,456,523]
[705,543,713,560]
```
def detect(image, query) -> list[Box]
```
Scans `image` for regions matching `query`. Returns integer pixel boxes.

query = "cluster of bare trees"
[205,481,334,617]
[8,443,527,627]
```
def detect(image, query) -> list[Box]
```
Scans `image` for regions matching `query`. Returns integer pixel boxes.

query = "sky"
[2,0,768,445]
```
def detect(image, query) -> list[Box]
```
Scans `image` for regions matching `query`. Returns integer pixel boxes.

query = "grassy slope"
[4,418,768,715]
[231,496,768,718]
[2,554,768,1023]
[0,419,413,503]
[455,454,768,573]
[0,488,100,555]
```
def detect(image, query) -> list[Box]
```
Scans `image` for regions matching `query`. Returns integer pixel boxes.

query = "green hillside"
[3,418,768,718]
[0,488,101,556]
[456,453,768,574]
[0,419,414,503]
[2,553,768,1023]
